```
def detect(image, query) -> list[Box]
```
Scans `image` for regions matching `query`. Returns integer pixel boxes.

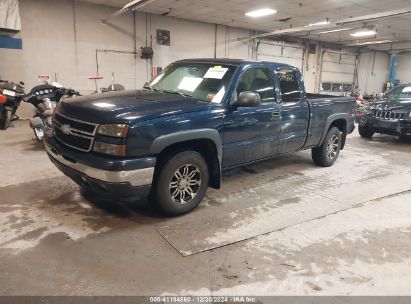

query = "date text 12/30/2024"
[149,296,257,303]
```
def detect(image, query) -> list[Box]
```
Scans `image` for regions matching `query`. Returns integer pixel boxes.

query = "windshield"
[386,85,411,100]
[145,62,236,103]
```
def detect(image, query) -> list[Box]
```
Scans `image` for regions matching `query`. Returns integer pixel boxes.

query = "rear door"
[275,68,310,154]
[222,66,282,167]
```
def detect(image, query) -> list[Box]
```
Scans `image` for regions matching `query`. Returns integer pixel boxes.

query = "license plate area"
[379,120,396,128]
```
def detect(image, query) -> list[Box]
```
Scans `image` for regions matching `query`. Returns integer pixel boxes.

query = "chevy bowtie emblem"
[61,124,71,135]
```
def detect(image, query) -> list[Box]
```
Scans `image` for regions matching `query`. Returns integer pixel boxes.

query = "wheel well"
[329,119,347,149]
[155,139,221,189]
[329,119,347,133]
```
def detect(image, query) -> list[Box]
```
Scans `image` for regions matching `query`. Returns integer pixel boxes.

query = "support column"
[387,52,399,91]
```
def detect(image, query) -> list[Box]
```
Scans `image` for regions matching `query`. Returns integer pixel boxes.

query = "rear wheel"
[151,150,209,216]
[312,127,342,167]
[358,124,374,138]
[399,135,411,142]
[0,110,12,130]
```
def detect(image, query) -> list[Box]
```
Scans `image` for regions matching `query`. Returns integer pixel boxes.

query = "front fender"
[149,128,222,162]
[149,128,223,189]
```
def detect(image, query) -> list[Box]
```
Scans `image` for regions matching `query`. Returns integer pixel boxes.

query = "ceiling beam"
[101,0,157,23]
[336,8,411,25]
[240,7,411,41]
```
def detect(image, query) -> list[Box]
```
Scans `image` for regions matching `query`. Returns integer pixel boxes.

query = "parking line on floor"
[158,172,411,256]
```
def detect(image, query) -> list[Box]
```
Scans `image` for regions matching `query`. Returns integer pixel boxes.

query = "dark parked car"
[359,84,411,139]
[44,59,356,215]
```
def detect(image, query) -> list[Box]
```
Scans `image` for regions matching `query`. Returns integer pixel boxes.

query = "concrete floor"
[1,120,411,295]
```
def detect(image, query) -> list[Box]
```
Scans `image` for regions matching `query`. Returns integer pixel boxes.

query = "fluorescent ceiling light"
[351,40,392,46]
[245,8,277,18]
[308,20,330,27]
[350,30,376,37]
[315,27,353,34]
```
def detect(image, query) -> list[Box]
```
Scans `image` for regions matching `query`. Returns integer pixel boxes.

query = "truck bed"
[306,93,347,99]
[304,94,356,148]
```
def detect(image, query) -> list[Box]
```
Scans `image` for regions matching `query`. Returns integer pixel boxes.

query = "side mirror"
[232,91,261,107]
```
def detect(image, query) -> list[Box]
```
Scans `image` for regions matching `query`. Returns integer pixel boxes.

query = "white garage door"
[257,41,304,71]
[321,51,356,84]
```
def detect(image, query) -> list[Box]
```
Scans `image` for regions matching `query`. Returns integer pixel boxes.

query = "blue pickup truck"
[45,59,356,215]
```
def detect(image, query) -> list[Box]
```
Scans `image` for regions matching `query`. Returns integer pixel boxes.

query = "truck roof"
[176,58,296,69]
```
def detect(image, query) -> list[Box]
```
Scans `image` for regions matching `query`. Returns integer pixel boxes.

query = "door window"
[236,68,276,103]
[276,69,301,103]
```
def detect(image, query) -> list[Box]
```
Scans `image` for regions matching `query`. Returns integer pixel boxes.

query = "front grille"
[372,109,406,120]
[53,112,98,152]
[55,112,95,134]
[403,122,411,134]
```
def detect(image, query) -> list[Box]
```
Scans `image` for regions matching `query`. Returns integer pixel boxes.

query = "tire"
[399,135,411,142]
[151,150,209,216]
[312,127,342,167]
[0,110,11,130]
[358,124,374,138]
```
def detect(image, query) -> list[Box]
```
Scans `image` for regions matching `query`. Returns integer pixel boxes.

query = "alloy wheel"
[169,164,202,204]
[326,134,339,160]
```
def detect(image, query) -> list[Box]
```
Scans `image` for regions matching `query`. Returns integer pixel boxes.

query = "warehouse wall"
[0,0,392,119]
[0,0,257,118]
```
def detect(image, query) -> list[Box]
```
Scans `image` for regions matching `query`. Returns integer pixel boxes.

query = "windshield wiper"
[143,85,159,92]
[162,89,192,98]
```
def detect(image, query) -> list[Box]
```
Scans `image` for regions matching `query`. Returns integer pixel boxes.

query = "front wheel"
[151,150,209,216]
[312,127,342,167]
[358,124,374,138]
[0,110,12,130]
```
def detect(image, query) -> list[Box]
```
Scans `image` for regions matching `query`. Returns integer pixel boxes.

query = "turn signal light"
[93,142,126,157]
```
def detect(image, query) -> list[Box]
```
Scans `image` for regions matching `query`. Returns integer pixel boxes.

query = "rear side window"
[276,69,301,103]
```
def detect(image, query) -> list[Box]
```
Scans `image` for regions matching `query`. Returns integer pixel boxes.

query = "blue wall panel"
[0,35,22,49]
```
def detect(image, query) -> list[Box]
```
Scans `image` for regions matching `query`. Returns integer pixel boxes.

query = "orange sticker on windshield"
[207,93,216,100]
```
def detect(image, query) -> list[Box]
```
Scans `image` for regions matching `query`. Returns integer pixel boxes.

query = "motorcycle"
[100,83,125,93]
[350,88,370,123]
[89,73,125,93]
[24,82,79,140]
[0,80,25,130]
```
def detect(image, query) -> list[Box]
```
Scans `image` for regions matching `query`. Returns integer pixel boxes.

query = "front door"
[222,67,282,168]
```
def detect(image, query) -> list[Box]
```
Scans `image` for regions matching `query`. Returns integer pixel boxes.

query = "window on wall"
[321,82,353,93]
[276,69,301,103]
[236,67,276,103]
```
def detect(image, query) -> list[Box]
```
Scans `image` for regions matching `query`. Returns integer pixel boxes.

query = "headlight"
[93,142,126,156]
[97,124,129,138]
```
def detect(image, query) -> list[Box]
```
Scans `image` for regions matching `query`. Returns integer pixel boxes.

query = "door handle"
[271,112,280,120]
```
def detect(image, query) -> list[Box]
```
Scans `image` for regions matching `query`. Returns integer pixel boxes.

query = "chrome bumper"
[44,143,154,187]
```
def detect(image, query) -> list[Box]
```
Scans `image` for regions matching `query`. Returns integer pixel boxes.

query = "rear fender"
[318,113,348,146]
[30,117,43,128]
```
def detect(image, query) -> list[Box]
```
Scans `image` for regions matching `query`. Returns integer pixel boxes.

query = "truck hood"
[370,97,411,111]
[59,90,212,123]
